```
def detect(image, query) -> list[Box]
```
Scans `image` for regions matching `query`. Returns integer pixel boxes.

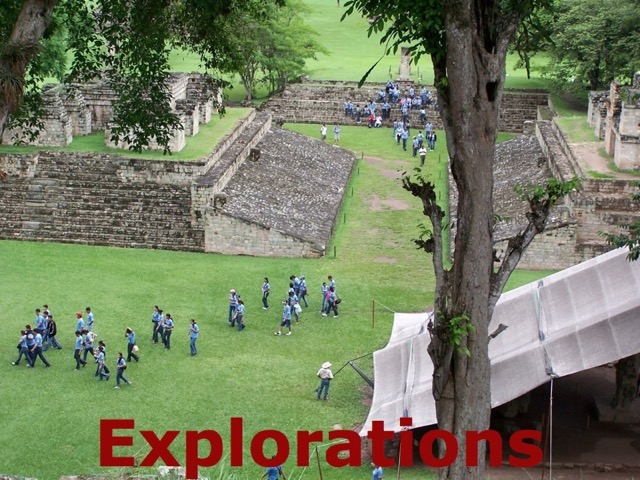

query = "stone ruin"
[0,75,637,262]
[588,72,640,170]
[1,72,220,153]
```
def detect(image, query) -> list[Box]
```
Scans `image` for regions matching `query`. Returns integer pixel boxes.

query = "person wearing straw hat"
[316,361,334,401]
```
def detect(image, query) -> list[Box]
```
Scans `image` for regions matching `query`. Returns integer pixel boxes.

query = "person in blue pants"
[114,353,132,388]
[189,319,199,356]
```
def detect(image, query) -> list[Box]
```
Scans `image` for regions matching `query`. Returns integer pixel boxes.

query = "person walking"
[322,286,339,318]
[274,301,292,336]
[30,330,51,367]
[12,330,32,366]
[75,312,85,333]
[298,276,308,307]
[43,315,62,350]
[316,361,334,401]
[418,145,427,167]
[228,289,238,326]
[162,313,174,349]
[262,277,270,309]
[125,327,139,362]
[86,307,95,331]
[82,329,96,363]
[73,330,86,370]
[235,300,246,331]
[320,282,328,313]
[114,352,132,388]
[333,124,341,144]
[320,123,327,141]
[188,319,199,356]
[152,306,162,344]
[95,346,109,381]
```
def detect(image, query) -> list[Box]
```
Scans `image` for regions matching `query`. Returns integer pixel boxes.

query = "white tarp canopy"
[361,247,640,435]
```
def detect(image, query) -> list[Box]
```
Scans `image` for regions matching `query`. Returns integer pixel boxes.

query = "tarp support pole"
[349,360,374,388]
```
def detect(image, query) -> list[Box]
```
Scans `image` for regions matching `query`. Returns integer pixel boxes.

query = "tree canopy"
[0,0,322,151]
[207,0,327,101]
[543,0,640,91]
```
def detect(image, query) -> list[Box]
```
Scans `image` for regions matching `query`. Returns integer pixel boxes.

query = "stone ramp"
[212,126,357,255]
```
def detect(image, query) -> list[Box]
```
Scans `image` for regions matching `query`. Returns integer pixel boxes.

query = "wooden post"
[372,300,375,328]
[333,246,337,258]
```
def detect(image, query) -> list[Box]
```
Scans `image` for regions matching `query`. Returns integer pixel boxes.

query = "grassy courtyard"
[0,1,560,478]
[0,124,551,479]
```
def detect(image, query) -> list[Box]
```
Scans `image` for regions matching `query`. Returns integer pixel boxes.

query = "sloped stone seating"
[0,109,288,255]
[263,81,549,133]
[0,152,205,251]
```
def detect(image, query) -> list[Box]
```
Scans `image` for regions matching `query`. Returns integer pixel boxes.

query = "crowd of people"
[11,274,341,394]
[12,306,135,388]
[321,82,440,169]
[341,81,438,128]
[226,274,341,337]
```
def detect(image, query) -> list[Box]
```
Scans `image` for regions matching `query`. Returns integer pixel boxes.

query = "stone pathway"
[571,142,638,180]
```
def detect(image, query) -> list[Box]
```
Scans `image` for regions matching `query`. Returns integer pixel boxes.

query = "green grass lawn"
[0,125,548,479]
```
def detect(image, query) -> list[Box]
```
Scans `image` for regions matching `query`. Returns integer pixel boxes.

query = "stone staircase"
[262,81,549,133]
[263,82,442,129]
[0,109,275,253]
[0,152,206,250]
[197,111,271,191]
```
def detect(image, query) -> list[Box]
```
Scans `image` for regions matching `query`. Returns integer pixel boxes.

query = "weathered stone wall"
[76,81,119,132]
[205,212,324,257]
[0,151,205,251]
[263,80,548,133]
[2,87,73,147]
[59,85,92,136]
[104,116,187,152]
[615,101,640,169]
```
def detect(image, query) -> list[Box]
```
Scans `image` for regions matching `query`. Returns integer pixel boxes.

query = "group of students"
[276,274,340,336]
[224,275,340,337]
[12,305,84,368]
[152,306,200,356]
[12,305,133,388]
[72,309,134,388]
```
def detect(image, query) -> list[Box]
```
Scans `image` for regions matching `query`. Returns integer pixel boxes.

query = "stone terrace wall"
[481,118,639,270]
[2,87,73,147]
[263,80,548,133]
[0,152,205,251]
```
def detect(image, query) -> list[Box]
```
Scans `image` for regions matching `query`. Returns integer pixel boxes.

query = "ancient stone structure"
[399,47,411,80]
[0,110,356,257]
[262,79,549,134]
[1,76,635,263]
[588,75,640,170]
[2,73,219,153]
[449,110,640,270]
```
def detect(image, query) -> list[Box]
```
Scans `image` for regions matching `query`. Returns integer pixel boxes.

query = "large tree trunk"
[0,0,58,142]
[429,2,515,479]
